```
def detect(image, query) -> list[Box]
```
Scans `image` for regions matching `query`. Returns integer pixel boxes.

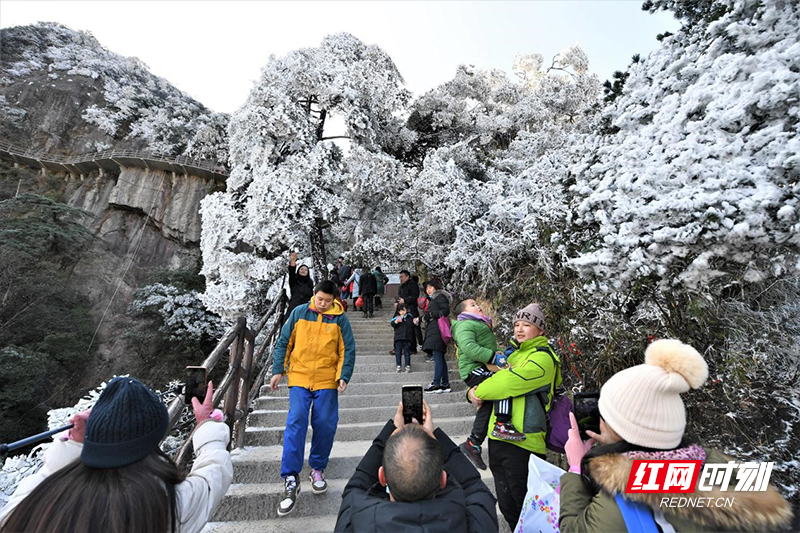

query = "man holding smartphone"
[334,400,498,532]
[270,279,356,517]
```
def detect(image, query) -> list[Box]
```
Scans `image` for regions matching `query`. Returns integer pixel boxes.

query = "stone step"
[248,401,476,427]
[354,362,455,373]
[205,516,511,533]
[212,466,500,522]
[212,478,348,521]
[203,516,336,533]
[255,391,467,410]
[259,380,465,398]
[348,370,460,384]
[244,416,474,446]
[231,434,486,484]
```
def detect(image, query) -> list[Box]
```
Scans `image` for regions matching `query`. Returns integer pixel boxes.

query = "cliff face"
[29,165,223,372]
[0,21,232,382]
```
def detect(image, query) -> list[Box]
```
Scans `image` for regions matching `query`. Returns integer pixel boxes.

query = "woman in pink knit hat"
[558,339,793,532]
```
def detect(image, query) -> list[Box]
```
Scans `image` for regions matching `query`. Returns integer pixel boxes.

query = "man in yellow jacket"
[270,279,356,517]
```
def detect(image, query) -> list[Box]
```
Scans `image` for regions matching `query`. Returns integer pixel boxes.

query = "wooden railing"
[165,293,287,465]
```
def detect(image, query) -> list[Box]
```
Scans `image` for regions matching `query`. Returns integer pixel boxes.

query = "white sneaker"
[396,365,402,373]
[277,476,299,517]
[309,469,328,494]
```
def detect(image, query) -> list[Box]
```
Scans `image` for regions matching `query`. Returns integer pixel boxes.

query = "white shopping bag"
[515,454,565,533]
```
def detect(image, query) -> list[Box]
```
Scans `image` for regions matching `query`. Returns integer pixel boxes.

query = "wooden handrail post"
[223,317,247,447]
[234,328,256,449]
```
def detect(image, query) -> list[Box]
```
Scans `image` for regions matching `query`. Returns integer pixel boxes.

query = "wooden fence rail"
[166,293,286,466]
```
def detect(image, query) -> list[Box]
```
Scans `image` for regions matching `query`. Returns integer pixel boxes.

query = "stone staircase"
[203,305,509,532]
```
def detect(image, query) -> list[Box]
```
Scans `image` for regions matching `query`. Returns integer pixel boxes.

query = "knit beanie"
[81,377,169,468]
[514,303,546,331]
[598,339,708,450]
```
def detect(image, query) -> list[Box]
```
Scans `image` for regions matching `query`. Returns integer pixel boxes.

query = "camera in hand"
[401,385,423,424]
[184,366,208,404]
[573,391,601,440]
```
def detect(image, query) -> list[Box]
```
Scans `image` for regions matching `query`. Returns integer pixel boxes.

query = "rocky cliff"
[0,22,230,385]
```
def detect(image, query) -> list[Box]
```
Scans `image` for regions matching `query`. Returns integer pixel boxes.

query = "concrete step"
[212,478,348,521]
[248,401,476,427]
[205,513,511,533]
[347,370,460,384]
[260,380,465,398]
[212,466,500,522]
[231,435,487,484]
[244,416,474,446]
[354,362,458,373]
[255,391,467,410]
[203,516,336,533]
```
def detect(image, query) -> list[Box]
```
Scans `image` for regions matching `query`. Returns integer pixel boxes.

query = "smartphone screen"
[401,385,423,424]
[185,366,208,404]
[573,391,601,441]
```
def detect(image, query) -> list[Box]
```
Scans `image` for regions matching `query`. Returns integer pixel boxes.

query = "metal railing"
[165,293,286,465]
[0,139,229,177]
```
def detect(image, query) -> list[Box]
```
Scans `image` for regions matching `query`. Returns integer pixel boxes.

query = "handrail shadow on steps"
[163,292,287,466]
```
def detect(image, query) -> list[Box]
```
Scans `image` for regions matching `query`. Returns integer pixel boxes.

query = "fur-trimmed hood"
[586,448,793,531]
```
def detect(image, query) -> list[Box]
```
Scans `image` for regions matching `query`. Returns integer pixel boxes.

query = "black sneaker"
[424,383,440,394]
[459,438,487,470]
[277,475,300,517]
[309,469,328,494]
[491,421,527,442]
[439,384,452,393]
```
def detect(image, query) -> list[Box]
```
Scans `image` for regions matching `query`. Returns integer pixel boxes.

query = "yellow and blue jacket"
[272,298,356,390]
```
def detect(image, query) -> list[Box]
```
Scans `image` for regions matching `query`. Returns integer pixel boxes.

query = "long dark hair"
[1,449,186,533]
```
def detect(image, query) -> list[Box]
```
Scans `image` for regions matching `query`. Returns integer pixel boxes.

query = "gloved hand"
[565,411,595,471]
[492,352,509,369]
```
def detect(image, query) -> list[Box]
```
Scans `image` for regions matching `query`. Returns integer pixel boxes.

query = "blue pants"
[395,340,411,367]
[281,387,339,478]
[432,349,449,387]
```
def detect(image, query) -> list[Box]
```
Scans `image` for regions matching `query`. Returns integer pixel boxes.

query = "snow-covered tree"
[0,22,229,160]
[201,33,412,316]
[401,47,601,289]
[570,0,800,293]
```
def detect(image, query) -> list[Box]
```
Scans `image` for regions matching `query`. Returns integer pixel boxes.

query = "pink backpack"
[438,316,452,345]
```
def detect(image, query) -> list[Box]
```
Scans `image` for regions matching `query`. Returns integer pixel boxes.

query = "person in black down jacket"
[334,400,498,533]
[422,279,452,393]
[287,252,314,313]
[396,270,421,353]
[359,267,378,318]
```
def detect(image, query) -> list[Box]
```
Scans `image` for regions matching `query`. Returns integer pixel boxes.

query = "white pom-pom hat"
[598,339,709,449]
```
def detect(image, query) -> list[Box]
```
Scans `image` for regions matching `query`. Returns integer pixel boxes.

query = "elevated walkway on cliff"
[0,139,228,182]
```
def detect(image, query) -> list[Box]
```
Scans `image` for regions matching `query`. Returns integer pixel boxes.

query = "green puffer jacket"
[559,447,794,532]
[452,318,497,381]
[472,336,560,455]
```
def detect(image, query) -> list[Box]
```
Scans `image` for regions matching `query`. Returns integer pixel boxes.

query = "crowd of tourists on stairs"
[2,259,793,533]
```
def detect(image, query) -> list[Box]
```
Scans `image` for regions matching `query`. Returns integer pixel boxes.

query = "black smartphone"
[185,366,208,404]
[401,385,423,425]
[573,391,601,441]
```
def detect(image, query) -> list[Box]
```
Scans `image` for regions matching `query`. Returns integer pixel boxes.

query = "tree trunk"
[309,220,328,282]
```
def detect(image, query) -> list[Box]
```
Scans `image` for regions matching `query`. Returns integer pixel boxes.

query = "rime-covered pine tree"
[200,33,411,316]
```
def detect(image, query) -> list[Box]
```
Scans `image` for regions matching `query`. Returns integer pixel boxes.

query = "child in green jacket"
[452,299,523,471]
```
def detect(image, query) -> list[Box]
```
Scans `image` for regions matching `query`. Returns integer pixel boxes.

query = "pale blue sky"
[1,1,680,113]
